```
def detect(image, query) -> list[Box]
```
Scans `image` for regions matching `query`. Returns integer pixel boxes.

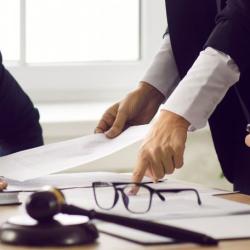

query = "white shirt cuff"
[161,47,240,131]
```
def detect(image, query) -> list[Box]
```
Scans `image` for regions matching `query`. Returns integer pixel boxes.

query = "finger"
[95,120,108,133]
[132,158,149,183]
[159,147,175,174]
[173,152,184,169]
[150,149,165,180]
[245,134,250,147]
[173,145,184,169]
[145,165,160,183]
[145,166,154,179]
[95,113,116,133]
[105,110,128,138]
[163,155,175,174]
[95,127,103,133]
[130,154,150,194]
[0,179,8,190]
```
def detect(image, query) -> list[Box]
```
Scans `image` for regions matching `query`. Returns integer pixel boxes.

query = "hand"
[245,134,250,147]
[95,82,165,138]
[132,110,189,185]
[0,177,8,191]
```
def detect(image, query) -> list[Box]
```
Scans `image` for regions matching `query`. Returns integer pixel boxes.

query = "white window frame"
[6,0,167,103]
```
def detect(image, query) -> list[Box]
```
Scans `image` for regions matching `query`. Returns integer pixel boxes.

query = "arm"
[132,0,248,183]
[162,47,240,131]
[205,0,250,73]
[162,0,248,131]
[95,34,180,137]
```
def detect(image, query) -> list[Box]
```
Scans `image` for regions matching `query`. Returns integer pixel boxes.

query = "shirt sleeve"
[161,47,240,131]
[141,34,180,99]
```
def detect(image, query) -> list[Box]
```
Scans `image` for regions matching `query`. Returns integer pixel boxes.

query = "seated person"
[0,51,43,190]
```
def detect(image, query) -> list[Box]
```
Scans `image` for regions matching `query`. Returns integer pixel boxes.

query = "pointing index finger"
[131,158,150,194]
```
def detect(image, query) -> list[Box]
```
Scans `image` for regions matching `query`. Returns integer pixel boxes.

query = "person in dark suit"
[96,0,250,194]
[0,51,43,190]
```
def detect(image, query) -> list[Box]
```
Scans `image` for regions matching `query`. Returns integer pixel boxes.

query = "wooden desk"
[0,193,250,250]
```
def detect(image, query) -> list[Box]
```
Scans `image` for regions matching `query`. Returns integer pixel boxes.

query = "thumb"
[105,111,127,138]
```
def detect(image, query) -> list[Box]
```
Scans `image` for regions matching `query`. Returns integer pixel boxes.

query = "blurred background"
[0,0,232,190]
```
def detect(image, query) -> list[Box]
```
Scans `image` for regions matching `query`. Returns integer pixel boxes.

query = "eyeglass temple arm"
[61,204,217,245]
[155,189,202,205]
[111,181,161,186]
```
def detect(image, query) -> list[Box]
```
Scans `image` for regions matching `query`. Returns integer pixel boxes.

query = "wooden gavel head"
[25,186,65,222]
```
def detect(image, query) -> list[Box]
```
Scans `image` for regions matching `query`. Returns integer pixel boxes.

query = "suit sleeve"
[205,0,250,73]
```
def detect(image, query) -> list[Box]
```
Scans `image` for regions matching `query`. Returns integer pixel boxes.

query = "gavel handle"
[62,204,218,246]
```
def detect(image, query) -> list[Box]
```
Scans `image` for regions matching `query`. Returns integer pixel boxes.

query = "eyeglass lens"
[93,182,152,213]
[123,184,151,213]
[93,182,117,210]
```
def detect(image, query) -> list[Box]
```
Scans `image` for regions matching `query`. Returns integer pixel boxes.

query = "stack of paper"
[0,192,20,205]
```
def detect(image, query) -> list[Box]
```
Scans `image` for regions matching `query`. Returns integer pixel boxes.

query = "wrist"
[138,81,165,103]
[159,110,190,130]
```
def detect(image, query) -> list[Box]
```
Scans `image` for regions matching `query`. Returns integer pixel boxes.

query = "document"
[11,173,249,220]
[6,172,230,195]
[98,214,250,244]
[75,188,250,221]
[6,172,150,191]
[0,125,149,181]
[163,214,250,240]
[0,192,20,205]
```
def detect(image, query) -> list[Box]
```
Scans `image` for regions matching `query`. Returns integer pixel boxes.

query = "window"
[0,0,166,103]
[0,0,20,61]
[26,0,139,63]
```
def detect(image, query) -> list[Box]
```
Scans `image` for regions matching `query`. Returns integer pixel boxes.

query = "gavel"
[24,186,218,246]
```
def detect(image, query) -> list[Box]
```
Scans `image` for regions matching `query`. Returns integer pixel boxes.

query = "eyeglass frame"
[92,181,202,214]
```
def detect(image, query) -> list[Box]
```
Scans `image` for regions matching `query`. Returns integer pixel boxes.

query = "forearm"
[161,47,240,131]
[141,34,180,99]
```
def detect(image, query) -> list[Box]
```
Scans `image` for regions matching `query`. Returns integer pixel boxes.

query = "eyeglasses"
[92,182,202,214]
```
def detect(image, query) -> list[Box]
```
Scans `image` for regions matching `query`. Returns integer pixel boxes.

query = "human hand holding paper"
[95,82,164,138]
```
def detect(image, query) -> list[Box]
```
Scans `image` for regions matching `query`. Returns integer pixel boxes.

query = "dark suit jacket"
[165,0,250,194]
[0,52,43,155]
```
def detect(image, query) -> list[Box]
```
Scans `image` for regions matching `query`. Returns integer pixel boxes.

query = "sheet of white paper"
[0,125,149,181]
[79,190,250,221]
[6,172,151,191]
[97,214,250,244]
[16,182,250,221]
[97,223,174,244]
[26,179,247,221]
[163,214,250,240]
